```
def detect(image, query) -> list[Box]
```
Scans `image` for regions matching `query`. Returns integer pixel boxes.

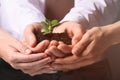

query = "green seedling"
[41,19,59,35]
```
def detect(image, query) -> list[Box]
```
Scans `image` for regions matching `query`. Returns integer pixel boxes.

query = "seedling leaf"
[40,19,59,35]
[51,20,59,27]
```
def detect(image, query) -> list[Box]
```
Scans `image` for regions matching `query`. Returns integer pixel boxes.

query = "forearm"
[0,28,12,57]
[61,0,119,29]
[104,21,120,45]
[0,28,13,41]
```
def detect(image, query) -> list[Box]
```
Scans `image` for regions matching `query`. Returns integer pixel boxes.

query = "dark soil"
[35,32,71,45]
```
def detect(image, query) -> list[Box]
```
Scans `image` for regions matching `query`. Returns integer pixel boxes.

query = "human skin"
[21,21,85,74]
[51,21,120,71]
[0,28,53,76]
[46,21,85,57]
[22,21,85,57]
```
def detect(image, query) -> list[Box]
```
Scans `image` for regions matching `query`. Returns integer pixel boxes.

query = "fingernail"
[49,67,54,70]
[82,52,88,56]
[48,57,53,62]
[25,49,32,54]
[72,50,78,55]
[44,40,49,45]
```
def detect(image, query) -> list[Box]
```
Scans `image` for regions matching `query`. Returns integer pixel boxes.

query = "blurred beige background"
[106,44,120,80]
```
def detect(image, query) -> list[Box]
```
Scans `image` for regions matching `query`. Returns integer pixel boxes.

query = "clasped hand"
[21,21,110,76]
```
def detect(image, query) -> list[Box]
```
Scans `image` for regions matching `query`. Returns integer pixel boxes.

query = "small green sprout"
[41,19,59,35]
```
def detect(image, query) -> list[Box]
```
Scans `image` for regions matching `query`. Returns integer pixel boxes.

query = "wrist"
[111,22,120,45]
[103,22,120,46]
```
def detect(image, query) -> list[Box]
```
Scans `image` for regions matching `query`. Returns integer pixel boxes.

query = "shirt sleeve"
[61,0,120,29]
[1,0,45,39]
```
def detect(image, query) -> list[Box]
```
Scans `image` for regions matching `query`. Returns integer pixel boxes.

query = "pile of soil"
[36,32,71,45]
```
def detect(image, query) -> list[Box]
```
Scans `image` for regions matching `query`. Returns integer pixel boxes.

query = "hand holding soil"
[36,19,72,58]
[22,20,85,74]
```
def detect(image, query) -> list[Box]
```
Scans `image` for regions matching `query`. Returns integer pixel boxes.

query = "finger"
[54,55,81,64]
[21,65,49,74]
[22,25,37,47]
[52,63,74,70]
[21,35,28,47]
[45,49,56,61]
[49,40,59,47]
[26,31,37,47]
[12,39,32,54]
[82,41,106,60]
[14,52,48,63]
[58,42,72,54]
[71,26,85,45]
[82,41,96,56]
[31,40,50,52]
[52,25,65,33]
[22,65,50,75]
[72,34,91,56]
[17,57,52,70]
[29,67,54,76]
[53,54,92,65]
[52,58,95,70]
[48,46,65,58]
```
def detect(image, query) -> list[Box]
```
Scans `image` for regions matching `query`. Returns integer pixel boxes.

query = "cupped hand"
[0,39,53,76]
[51,26,112,71]
[46,21,85,58]
[53,21,85,45]
[0,28,53,76]
[22,22,50,53]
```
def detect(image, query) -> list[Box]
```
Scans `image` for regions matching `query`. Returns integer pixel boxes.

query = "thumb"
[72,34,82,46]
[21,24,38,48]
[26,32,37,47]
[12,39,32,54]
[52,25,65,33]
[72,30,84,46]
[31,40,50,52]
